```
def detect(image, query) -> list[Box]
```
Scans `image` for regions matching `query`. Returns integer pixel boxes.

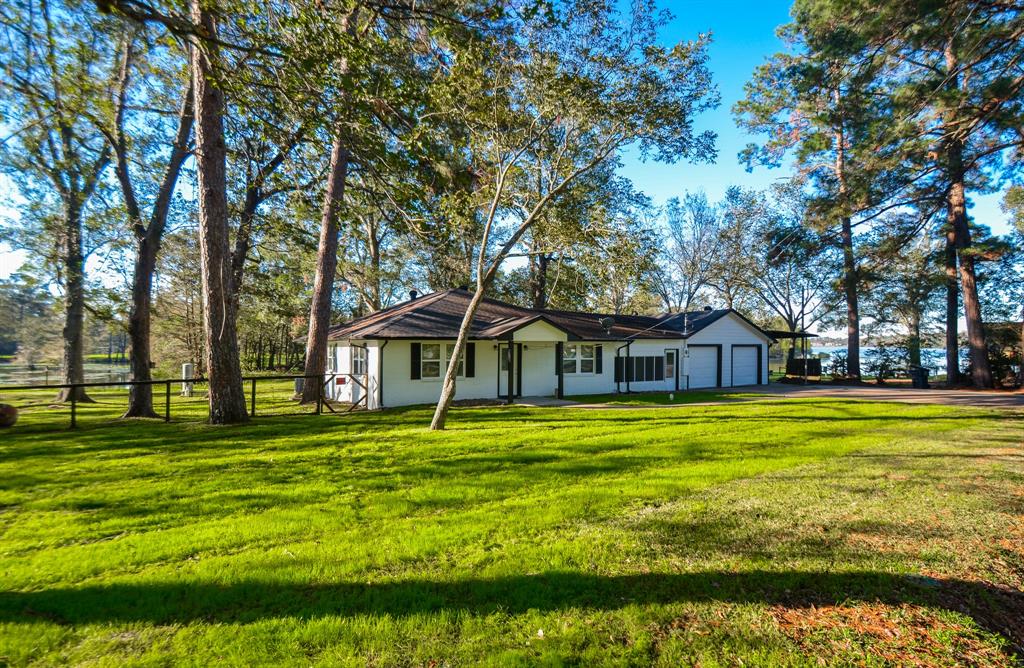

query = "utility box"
[181,363,194,397]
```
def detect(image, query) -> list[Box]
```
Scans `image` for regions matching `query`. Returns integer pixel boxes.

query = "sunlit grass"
[568,390,770,405]
[0,399,1020,665]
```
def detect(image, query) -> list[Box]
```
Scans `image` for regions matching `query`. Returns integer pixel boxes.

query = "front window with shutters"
[562,344,595,374]
[420,343,464,379]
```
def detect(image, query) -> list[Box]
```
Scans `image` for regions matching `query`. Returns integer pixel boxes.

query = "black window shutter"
[410,342,421,379]
[466,342,476,377]
[595,345,603,374]
[631,357,641,382]
[614,357,623,383]
[645,356,654,381]
[655,356,665,381]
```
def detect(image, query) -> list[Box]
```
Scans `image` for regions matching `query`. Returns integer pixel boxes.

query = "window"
[562,344,595,374]
[445,344,465,377]
[500,346,510,372]
[419,343,464,379]
[615,355,665,383]
[327,346,336,373]
[351,346,367,375]
[421,343,441,378]
[665,350,676,380]
[562,344,577,374]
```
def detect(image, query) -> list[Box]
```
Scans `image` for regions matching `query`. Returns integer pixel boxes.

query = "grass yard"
[567,390,769,405]
[0,398,1022,666]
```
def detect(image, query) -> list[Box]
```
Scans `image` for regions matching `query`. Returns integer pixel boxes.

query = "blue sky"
[619,0,796,201]
[0,0,1013,280]
[618,0,1011,231]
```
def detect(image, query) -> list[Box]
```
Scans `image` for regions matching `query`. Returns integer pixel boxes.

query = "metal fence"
[0,373,364,432]
[0,363,131,387]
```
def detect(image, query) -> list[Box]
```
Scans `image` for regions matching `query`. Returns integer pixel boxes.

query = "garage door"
[688,347,718,388]
[732,346,759,386]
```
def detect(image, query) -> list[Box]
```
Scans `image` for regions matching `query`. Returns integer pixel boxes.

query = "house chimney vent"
[409,289,418,301]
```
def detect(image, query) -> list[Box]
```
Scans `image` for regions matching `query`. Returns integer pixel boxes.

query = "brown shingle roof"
[327,289,759,341]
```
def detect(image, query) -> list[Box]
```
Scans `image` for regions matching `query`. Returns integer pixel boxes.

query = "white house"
[324,289,774,409]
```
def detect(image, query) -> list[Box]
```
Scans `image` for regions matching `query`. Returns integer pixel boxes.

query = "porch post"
[555,341,564,399]
[506,342,514,405]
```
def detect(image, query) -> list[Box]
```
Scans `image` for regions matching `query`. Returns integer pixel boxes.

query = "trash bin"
[908,365,930,389]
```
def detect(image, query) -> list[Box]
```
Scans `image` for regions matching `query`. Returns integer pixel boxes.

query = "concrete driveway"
[753,383,1024,409]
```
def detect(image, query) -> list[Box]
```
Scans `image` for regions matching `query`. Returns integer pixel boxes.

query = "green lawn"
[0,399,1021,666]
[567,390,769,405]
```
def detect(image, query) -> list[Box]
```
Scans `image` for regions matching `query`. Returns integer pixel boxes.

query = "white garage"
[687,346,719,389]
[731,345,760,386]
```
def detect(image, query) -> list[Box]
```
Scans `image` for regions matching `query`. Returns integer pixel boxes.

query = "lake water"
[809,346,960,374]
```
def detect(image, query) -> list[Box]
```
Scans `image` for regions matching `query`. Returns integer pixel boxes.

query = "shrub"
[827,351,848,379]
[864,345,905,384]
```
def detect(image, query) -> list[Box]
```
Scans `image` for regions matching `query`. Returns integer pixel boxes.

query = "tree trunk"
[300,130,349,403]
[908,310,922,368]
[430,285,488,430]
[56,199,93,403]
[1019,315,1024,386]
[839,215,860,380]
[124,237,159,416]
[531,252,549,310]
[834,111,860,381]
[946,140,992,388]
[365,214,382,312]
[123,85,193,418]
[944,230,959,384]
[189,0,248,423]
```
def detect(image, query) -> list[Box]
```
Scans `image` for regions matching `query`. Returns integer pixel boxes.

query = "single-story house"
[325,288,774,409]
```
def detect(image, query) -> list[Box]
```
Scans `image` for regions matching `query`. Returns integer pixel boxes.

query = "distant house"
[324,289,774,409]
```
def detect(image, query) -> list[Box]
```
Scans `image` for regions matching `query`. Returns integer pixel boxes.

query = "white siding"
[519,342,559,397]
[561,342,616,395]
[513,321,568,342]
[381,340,502,407]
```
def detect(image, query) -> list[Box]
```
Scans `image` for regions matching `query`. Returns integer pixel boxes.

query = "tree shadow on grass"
[0,571,1020,651]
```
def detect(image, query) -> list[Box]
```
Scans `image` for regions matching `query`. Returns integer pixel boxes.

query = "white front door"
[687,347,718,389]
[498,344,516,398]
[665,350,678,391]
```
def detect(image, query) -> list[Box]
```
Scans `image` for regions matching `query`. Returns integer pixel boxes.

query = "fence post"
[70,391,77,429]
[250,378,257,417]
[316,375,323,415]
[165,381,171,422]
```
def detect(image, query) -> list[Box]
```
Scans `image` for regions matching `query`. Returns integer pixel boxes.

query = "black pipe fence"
[0,373,363,432]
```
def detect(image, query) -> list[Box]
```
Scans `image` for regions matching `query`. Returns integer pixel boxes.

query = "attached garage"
[687,345,720,389]
[731,345,760,386]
